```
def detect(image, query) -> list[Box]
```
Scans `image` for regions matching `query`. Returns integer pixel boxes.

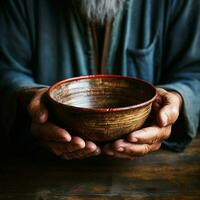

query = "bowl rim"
[47,74,157,113]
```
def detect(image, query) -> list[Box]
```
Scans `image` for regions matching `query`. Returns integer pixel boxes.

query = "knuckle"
[165,106,179,125]
[171,107,179,120]
[167,105,179,118]
[142,145,150,156]
[129,145,150,156]
[162,126,172,140]
[149,135,160,144]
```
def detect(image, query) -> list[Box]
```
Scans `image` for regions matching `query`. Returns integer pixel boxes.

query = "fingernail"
[116,147,124,152]
[78,141,86,149]
[65,135,71,142]
[130,137,138,143]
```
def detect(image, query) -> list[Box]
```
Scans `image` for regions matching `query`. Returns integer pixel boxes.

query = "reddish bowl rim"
[47,74,157,113]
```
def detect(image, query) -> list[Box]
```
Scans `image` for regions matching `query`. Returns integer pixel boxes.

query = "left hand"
[103,88,183,160]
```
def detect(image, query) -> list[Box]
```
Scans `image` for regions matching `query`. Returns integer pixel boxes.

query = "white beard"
[75,0,126,24]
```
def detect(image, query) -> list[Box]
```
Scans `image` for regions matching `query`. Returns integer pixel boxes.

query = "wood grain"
[0,134,200,200]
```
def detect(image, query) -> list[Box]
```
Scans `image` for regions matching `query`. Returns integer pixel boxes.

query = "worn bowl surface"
[47,75,157,142]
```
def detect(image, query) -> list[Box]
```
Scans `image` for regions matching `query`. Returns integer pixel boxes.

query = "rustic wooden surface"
[0,135,200,200]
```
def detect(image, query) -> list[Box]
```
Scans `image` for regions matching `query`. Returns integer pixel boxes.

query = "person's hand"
[19,87,101,160]
[103,88,183,160]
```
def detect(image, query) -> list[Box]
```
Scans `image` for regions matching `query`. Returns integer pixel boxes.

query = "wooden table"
[0,135,200,200]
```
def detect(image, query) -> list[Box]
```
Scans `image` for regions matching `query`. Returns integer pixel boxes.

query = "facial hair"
[74,0,126,24]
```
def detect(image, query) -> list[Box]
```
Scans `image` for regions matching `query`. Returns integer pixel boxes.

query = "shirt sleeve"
[0,0,46,150]
[0,0,47,90]
[158,0,200,151]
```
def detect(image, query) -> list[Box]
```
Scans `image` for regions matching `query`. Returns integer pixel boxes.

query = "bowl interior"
[49,76,156,109]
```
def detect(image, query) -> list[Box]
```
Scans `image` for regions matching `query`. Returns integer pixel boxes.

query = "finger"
[74,147,101,160]
[127,126,171,144]
[31,122,71,142]
[28,89,49,124]
[156,88,182,127]
[44,142,101,159]
[111,139,126,151]
[62,142,100,160]
[84,141,98,152]
[103,140,125,155]
[111,140,161,156]
[44,140,92,157]
[46,137,85,155]
[124,142,161,156]
[158,103,179,127]
[64,137,86,152]
[103,143,135,160]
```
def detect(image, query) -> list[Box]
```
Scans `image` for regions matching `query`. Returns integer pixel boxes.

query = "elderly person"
[0,0,199,160]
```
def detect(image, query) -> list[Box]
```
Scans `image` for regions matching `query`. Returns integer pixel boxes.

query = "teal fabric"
[0,0,200,152]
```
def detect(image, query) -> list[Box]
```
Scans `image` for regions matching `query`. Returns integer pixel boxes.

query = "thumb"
[27,88,49,124]
[156,88,182,127]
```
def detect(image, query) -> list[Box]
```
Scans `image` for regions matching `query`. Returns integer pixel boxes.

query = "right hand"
[20,87,101,160]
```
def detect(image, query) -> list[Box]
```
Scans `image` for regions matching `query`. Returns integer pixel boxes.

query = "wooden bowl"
[47,75,157,142]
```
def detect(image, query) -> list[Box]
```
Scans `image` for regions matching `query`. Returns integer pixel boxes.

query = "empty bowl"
[47,75,157,142]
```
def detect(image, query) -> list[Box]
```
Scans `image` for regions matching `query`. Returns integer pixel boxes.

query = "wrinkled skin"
[103,88,183,160]
[19,87,182,160]
[20,88,101,160]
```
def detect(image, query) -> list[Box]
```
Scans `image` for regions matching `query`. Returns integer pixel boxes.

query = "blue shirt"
[0,0,200,152]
